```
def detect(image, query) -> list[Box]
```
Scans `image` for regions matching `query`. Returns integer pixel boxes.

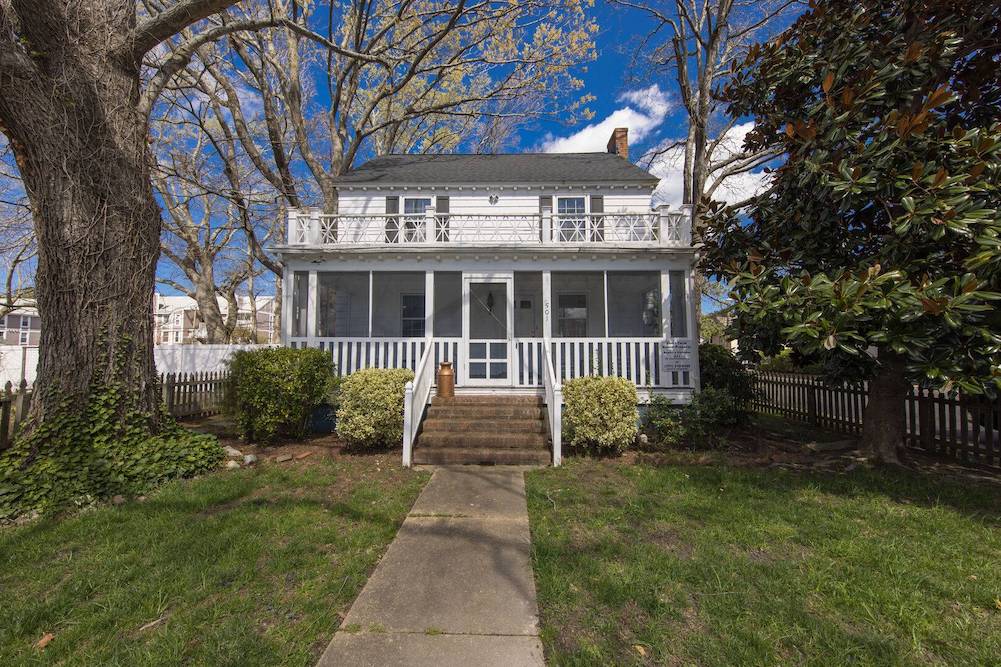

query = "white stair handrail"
[542,344,562,466]
[403,341,435,467]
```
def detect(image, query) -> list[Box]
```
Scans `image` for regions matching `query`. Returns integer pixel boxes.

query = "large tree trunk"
[0,3,163,428]
[861,352,910,464]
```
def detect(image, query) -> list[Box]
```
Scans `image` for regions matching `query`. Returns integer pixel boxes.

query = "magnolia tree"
[705,0,1001,463]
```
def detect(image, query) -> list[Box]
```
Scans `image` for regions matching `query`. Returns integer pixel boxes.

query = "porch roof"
[332,153,660,187]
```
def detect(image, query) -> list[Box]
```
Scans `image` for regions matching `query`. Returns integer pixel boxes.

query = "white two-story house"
[275,128,699,466]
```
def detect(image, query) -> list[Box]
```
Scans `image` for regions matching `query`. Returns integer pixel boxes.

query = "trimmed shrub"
[226,347,338,443]
[699,343,755,424]
[562,375,638,455]
[336,368,414,449]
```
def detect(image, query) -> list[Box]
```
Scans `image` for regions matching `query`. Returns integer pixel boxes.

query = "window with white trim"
[557,293,587,337]
[557,196,587,242]
[403,198,431,242]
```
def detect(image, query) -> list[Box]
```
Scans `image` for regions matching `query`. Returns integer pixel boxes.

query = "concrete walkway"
[317,466,545,667]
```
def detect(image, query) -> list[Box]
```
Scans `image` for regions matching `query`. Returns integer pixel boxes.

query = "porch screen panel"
[317,272,369,337]
[291,271,309,337]
[607,271,661,337]
[669,270,688,337]
[434,271,461,336]
[552,272,605,338]
[372,272,425,337]
[514,272,543,338]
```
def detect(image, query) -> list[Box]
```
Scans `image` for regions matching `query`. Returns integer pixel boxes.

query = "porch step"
[413,394,551,465]
[431,395,544,406]
[418,432,548,449]
[412,447,550,466]
[421,418,546,434]
[425,406,545,419]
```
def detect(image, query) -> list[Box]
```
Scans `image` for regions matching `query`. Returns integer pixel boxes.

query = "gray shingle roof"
[334,153,660,187]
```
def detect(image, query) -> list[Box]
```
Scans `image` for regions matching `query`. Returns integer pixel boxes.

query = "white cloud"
[539,84,672,153]
[647,122,771,208]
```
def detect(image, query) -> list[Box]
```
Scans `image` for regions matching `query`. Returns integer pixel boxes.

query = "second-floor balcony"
[285,206,692,249]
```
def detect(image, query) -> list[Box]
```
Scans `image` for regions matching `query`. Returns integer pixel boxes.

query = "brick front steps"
[412,395,552,465]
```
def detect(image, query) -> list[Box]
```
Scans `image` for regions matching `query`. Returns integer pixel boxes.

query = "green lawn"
[1,455,429,666]
[527,459,1001,666]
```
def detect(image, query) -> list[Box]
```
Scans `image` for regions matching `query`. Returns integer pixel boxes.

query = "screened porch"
[285,269,695,390]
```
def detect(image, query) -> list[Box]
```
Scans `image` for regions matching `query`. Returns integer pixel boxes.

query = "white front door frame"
[462,271,514,387]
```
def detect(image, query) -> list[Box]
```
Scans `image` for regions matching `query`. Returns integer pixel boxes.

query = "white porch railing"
[541,343,562,467]
[291,336,691,388]
[287,208,690,248]
[402,342,435,468]
[289,337,462,380]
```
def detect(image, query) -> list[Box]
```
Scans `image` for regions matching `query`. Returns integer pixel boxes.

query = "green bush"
[641,394,683,450]
[699,343,755,424]
[562,376,638,455]
[226,347,338,443]
[642,387,743,450]
[336,368,414,449]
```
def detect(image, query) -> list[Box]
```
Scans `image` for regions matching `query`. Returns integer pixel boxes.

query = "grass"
[0,455,429,666]
[526,459,1001,665]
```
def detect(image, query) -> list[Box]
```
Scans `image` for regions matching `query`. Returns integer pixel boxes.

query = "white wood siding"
[337,187,653,216]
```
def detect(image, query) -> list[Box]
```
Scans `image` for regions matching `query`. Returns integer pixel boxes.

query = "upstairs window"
[402,198,431,242]
[557,196,587,242]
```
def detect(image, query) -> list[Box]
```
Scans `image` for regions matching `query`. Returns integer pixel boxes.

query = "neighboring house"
[0,305,41,346]
[274,127,700,466]
[153,293,277,344]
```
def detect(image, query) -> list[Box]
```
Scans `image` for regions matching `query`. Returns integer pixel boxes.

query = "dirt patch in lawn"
[180,414,403,467]
[633,415,1001,487]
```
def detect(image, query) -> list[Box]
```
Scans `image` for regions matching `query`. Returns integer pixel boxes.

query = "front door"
[463,274,513,386]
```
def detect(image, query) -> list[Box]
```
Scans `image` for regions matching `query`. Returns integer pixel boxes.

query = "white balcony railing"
[287,206,691,248]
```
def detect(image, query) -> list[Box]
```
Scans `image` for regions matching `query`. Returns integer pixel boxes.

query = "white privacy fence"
[0,344,275,385]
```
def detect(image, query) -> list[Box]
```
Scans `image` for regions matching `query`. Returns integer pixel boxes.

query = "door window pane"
[469,283,507,339]
[489,363,507,379]
[557,294,587,337]
[469,362,487,379]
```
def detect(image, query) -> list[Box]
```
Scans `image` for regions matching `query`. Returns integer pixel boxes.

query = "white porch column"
[686,264,701,391]
[307,270,319,347]
[425,270,434,337]
[424,206,436,244]
[659,269,671,388]
[309,208,321,245]
[542,270,553,341]
[367,270,374,336]
[602,270,610,337]
[281,266,292,345]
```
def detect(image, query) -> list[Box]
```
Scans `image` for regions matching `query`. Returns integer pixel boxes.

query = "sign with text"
[660,339,692,372]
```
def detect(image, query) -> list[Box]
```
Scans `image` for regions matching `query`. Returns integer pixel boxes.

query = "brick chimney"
[606,127,628,159]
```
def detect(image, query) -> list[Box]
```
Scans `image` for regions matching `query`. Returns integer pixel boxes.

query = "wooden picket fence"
[161,371,230,419]
[0,372,230,451]
[753,372,1001,469]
